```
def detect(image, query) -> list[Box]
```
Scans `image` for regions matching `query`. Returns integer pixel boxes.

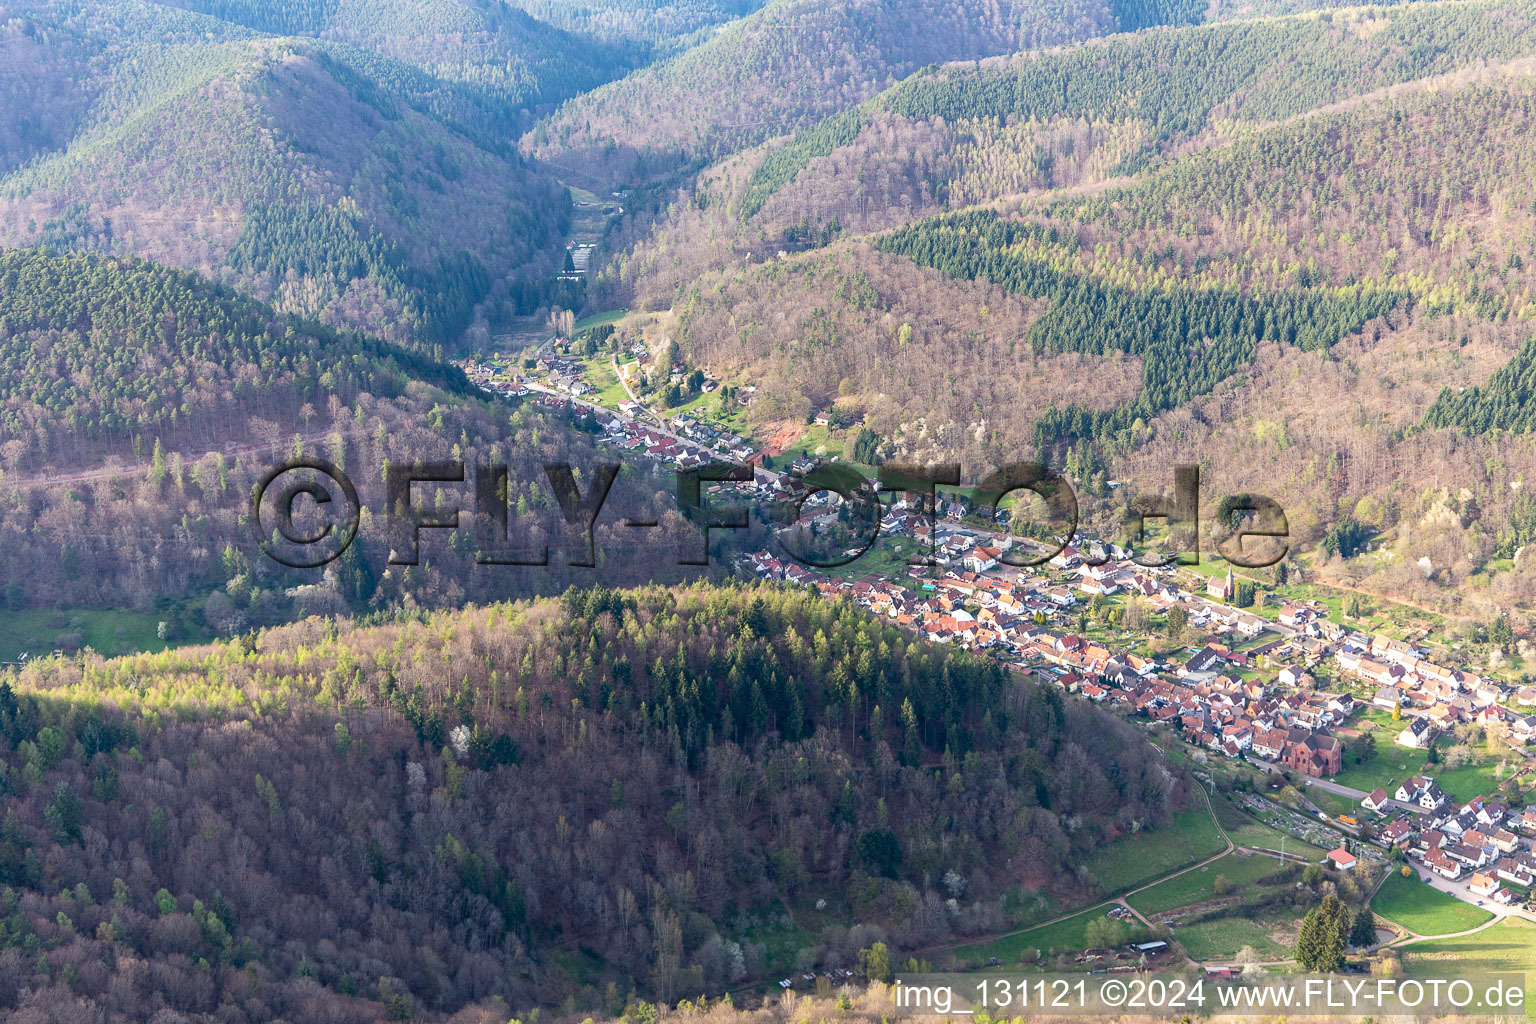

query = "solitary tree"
[1349,905,1377,949]
[1166,605,1188,638]
[861,942,892,983]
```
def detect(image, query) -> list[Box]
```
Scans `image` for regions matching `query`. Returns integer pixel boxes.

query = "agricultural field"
[1373,871,1495,936]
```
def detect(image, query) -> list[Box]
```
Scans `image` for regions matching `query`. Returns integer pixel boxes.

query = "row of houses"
[743,522,1362,775]
[1381,782,1536,899]
[1337,634,1535,747]
[665,415,756,464]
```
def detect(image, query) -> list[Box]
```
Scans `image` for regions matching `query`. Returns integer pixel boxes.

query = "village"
[744,509,1536,924]
[457,335,1536,938]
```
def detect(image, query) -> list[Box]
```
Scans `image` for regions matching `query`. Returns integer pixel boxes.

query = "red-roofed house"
[1326,848,1357,871]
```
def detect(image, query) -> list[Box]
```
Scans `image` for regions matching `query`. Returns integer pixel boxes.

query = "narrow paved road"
[610,354,664,428]
[1390,913,1508,945]
[1248,758,1423,816]
[520,382,707,454]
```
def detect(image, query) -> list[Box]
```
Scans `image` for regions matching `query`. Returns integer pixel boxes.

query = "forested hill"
[0,584,1181,1021]
[671,63,1536,460]
[604,0,1536,626]
[150,0,636,110]
[599,0,1536,340]
[0,247,723,616]
[874,211,1405,446]
[0,248,462,463]
[0,0,578,346]
[505,0,768,51]
[733,0,1536,225]
[526,0,1153,184]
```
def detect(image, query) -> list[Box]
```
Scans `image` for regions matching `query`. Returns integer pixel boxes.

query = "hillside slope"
[599,0,1536,314]
[0,249,710,616]
[153,0,634,108]
[734,0,1536,225]
[506,0,770,50]
[0,0,627,346]
[0,584,1182,1020]
[526,0,1135,184]
[0,4,577,345]
[602,3,1536,618]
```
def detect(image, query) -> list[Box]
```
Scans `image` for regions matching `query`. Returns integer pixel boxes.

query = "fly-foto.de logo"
[250,459,1290,571]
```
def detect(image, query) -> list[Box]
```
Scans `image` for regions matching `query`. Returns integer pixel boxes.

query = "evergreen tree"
[1349,905,1377,949]
[1296,893,1348,971]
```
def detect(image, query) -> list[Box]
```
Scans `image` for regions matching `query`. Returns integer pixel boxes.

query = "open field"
[1128,851,1291,917]
[1432,761,1528,803]
[1404,919,1536,1016]
[0,608,183,660]
[1332,730,1431,792]
[1174,914,1294,961]
[1084,806,1226,894]
[574,308,625,331]
[950,905,1117,965]
[1374,871,1494,936]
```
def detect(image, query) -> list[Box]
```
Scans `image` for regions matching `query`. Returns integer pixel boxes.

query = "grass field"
[1404,918,1536,1015]
[573,354,631,409]
[0,608,183,659]
[951,906,1115,964]
[1174,914,1293,961]
[574,308,625,331]
[1431,762,1520,803]
[1332,733,1431,792]
[1373,871,1494,936]
[1084,806,1226,894]
[1127,851,1291,917]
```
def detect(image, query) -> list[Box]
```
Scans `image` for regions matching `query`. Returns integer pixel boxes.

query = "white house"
[1326,848,1357,871]
[1398,717,1438,749]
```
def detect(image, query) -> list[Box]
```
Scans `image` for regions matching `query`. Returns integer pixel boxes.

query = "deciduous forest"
[0,586,1179,1021]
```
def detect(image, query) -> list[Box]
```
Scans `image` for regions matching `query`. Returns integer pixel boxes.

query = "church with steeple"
[1207,565,1235,602]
